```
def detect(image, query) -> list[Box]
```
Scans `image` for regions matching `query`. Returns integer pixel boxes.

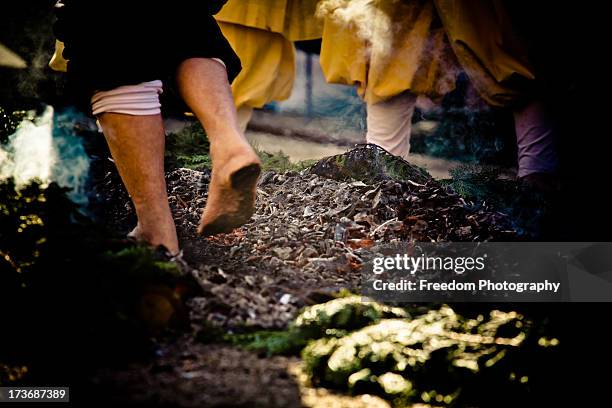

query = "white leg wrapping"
[91,80,163,116]
[366,92,417,159]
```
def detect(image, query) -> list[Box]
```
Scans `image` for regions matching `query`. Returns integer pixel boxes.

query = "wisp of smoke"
[317,0,393,58]
[0,106,90,205]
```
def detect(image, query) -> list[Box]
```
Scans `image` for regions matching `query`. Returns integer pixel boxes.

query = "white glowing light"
[0,106,57,187]
[0,106,90,204]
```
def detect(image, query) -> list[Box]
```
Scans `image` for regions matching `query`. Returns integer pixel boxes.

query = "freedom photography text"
[369,253,562,295]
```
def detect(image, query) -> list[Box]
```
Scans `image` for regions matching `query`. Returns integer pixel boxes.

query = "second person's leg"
[366,91,417,159]
[513,100,559,191]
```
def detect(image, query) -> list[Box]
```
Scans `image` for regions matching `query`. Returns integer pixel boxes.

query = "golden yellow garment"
[284,0,324,41]
[49,40,67,72]
[216,0,322,41]
[0,41,27,69]
[319,0,535,107]
[435,0,535,107]
[319,0,457,105]
[218,22,295,109]
[216,0,323,109]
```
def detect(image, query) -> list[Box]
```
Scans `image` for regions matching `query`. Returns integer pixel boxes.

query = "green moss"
[223,330,309,356]
[216,296,558,407]
[258,150,316,173]
[299,302,555,406]
[310,145,431,185]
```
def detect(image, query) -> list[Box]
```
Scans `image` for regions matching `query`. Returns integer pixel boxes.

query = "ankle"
[131,217,179,254]
[210,139,258,164]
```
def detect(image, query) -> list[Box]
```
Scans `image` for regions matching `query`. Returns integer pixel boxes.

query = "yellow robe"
[319,0,535,107]
[216,0,322,109]
[218,23,296,109]
[49,40,67,72]
[435,0,535,107]
[216,0,322,41]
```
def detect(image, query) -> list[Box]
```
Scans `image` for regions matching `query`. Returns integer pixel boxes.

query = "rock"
[273,247,293,260]
[309,144,431,185]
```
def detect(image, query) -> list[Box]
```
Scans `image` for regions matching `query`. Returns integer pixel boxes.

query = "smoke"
[0,105,90,205]
[0,107,56,187]
[317,0,394,58]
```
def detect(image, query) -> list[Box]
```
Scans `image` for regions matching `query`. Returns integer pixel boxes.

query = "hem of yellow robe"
[432,0,536,108]
[319,0,459,106]
[216,0,323,43]
[319,0,536,108]
[219,22,296,110]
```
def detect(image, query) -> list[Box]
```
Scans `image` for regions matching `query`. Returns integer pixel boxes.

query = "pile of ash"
[94,145,517,330]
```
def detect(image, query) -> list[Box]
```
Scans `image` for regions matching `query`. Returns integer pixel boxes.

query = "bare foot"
[128,223,180,255]
[198,144,261,236]
[127,224,143,241]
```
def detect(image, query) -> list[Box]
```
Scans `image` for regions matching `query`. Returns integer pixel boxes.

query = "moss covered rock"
[309,144,431,185]
[293,296,409,339]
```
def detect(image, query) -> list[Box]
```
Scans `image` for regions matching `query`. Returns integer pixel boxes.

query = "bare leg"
[236,105,254,134]
[97,113,179,254]
[176,58,261,235]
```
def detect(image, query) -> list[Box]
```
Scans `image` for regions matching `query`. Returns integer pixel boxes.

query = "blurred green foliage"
[301,304,530,406]
[164,121,318,173]
[165,122,212,171]
[222,296,560,407]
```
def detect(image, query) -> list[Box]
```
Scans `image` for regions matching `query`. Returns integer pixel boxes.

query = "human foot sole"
[198,161,261,236]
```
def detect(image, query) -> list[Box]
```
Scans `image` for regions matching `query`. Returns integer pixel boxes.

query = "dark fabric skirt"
[53,0,241,107]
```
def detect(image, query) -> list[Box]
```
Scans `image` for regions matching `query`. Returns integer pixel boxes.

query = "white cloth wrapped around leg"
[91,80,164,116]
[90,59,226,116]
[366,92,417,159]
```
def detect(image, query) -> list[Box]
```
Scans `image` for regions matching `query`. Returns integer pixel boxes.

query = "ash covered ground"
[95,145,516,331]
